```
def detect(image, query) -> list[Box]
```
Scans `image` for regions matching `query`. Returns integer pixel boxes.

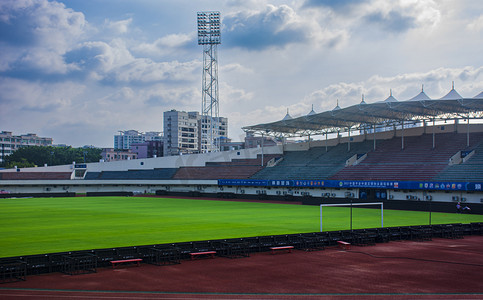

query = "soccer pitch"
[1,196,482,258]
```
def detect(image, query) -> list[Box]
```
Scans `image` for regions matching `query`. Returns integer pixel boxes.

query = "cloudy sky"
[1,0,482,147]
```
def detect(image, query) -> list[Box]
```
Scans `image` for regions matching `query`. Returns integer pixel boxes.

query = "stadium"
[1,86,483,298]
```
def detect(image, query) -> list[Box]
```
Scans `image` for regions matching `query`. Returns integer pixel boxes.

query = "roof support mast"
[432,118,435,149]
[467,117,470,147]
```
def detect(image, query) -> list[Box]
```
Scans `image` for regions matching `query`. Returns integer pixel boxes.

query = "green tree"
[5,158,35,169]
[3,146,102,168]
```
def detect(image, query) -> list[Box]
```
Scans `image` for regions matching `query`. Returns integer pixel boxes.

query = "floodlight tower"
[197,11,221,152]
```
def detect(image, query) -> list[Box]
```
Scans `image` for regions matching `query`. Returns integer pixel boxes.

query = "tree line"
[1,146,102,169]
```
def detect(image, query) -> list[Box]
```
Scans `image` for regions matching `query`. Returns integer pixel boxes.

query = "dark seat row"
[2,222,480,281]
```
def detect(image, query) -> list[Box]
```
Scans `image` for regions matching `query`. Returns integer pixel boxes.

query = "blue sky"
[0,0,482,147]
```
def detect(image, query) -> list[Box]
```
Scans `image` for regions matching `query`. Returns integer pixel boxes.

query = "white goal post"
[320,202,384,232]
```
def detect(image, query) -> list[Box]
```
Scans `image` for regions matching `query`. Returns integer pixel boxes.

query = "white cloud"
[304,66,483,111]
[304,0,440,35]
[0,0,482,148]
[0,0,86,74]
[66,39,200,84]
[221,63,253,74]
[223,4,346,50]
[132,33,195,58]
[361,0,441,32]
[467,14,483,32]
[0,77,84,111]
[104,18,132,34]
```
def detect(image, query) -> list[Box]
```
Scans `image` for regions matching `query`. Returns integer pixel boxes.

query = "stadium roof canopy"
[242,86,483,137]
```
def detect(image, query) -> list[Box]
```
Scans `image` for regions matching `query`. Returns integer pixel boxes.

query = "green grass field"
[1,196,482,258]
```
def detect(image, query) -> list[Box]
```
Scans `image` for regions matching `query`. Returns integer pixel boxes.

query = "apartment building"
[114,130,162,150]
[163,110,228,156]
[0,131,53,163]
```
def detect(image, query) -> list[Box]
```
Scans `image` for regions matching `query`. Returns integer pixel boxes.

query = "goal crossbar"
[320,202,384,232]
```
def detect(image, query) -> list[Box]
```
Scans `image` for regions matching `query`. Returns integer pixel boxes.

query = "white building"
[114,130,162,150]
[0,131,53,163]
[163,110,228,156]
[199,115,228,153]
[163,110,199,156]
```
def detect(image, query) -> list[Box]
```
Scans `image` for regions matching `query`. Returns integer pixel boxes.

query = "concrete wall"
[1,179,482,208]
[0,145,284,173]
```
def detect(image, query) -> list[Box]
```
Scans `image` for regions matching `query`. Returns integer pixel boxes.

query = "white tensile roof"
[409,90,431,101]
[473,91,483,99]
[282,109,292,121]
[243,86,483,137]
[440,88,463,100]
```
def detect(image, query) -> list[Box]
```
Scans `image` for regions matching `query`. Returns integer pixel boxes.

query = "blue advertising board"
[218,179,483,192]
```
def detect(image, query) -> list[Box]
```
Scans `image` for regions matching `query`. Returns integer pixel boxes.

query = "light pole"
[198,11,221,153]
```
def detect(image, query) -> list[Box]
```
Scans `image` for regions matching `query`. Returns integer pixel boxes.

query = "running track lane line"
[1,288,483,299]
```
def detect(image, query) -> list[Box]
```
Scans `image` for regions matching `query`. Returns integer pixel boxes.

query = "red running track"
[1,236,482,299]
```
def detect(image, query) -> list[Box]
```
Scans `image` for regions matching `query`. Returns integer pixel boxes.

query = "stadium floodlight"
[320,202,384,232]
[197,11,221,153]
[197,11,221,45]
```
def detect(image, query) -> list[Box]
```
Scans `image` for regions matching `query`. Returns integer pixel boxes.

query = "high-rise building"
[114,130,162,150]
[163,110,199,156]
[163,110,228,156]
[199,115,228,152]
[0,131,53,163]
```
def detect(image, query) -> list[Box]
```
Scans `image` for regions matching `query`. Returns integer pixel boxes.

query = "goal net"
[320,202,384,232]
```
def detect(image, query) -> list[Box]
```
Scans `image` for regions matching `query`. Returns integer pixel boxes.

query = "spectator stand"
[242,237,262,253]
[470,222,483,235]
[62,253,97,275]
[141,246,181,266]
[23,254,54,275]
[219,241,250,259]
[441,224,465,239]
[327,230,354,246]
[0,259,26,283]
[352,230,376,246]
[257,236,276,252]
[172,242,193,258]
[409,226,432,242]
[3,223,481,279]
[192,241,214,253]
[188,241,218,260]
[287,234,308,250]
[396,226,413,241]
[116,247,141,261]
[365,228,391,243]
[273,235,291,247]
[94,249,118,268]
[298,233,326,251]
[386,227,403,241]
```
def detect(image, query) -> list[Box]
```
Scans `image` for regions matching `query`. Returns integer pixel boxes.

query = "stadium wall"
[0,145,283,174]
[86,145,283,172]
[1,178,482,214]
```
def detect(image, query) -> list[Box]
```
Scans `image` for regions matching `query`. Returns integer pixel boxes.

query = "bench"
[270,246,294,254]
[190,251,216,260]
[337,241,351,250]
[110,258,142,268]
